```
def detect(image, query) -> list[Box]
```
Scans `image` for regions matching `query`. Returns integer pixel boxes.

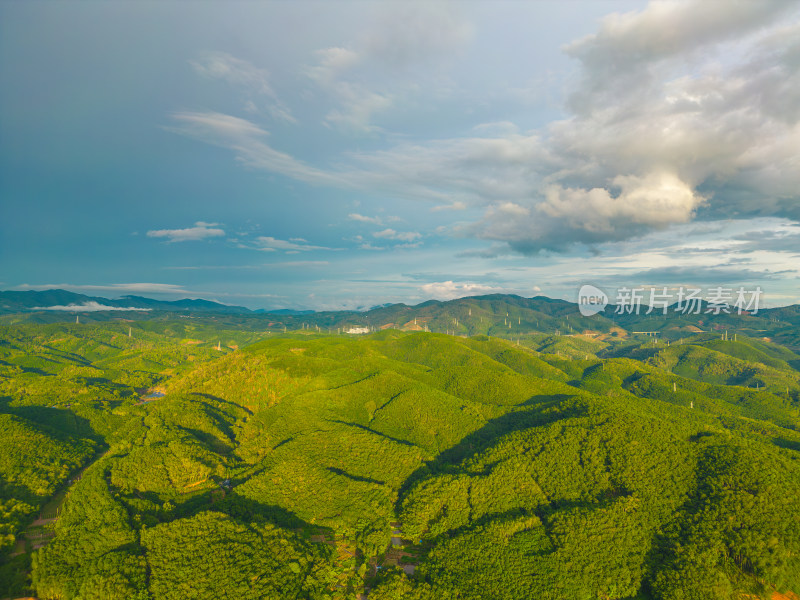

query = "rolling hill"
[0,302,798,599]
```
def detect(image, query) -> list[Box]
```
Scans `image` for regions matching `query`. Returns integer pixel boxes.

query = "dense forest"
[0,296,799,599]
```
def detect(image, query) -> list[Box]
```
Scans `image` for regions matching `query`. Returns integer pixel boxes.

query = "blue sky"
[1,0,799,310]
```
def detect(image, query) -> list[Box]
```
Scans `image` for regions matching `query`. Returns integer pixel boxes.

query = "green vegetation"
[0,414,95,554]
[141,511,328,600]
[0,306,798,599]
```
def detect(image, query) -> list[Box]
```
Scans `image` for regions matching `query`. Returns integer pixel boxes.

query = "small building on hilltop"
[346,326,370,334]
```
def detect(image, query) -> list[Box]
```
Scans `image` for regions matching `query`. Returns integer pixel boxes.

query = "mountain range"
[3,289,799,339]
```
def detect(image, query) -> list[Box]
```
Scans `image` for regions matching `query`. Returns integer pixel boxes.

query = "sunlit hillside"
[0,313,798,599]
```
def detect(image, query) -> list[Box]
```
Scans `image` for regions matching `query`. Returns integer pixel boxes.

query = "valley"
[0,294,799,599]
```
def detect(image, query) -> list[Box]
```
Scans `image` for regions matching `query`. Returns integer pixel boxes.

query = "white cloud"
[445,1,800,251]
[547,1,800,208]
[264,261,329,268]
[167,112,345,187]
[254,236,332,252]
[359,242,386,251]
[564,1,793,82]
[362,2,473,69]
[373,228,421,242]
[495,202,530,217]
[307,47,361,86]
[521,172,703,243]
[304,3,471,133]
[190,52,295,123]
[170,1,800,256]
[472,121,519,136]
[307,48,393,134]
[147,221,225,242]
[168,112,546,203]
[326,89,393,133]
[348,213,383,225]
[420,280,502,300]
[32,302,152,312]
[166,261,330,270]
[306,46,391,133]
[432,201,467,211]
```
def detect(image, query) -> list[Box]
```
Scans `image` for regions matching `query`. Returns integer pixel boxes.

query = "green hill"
[0,320,798,599]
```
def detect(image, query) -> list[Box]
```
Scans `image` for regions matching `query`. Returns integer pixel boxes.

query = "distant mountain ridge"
[254,308,317,315]
[2,289,800,352]
[0,290,251,314]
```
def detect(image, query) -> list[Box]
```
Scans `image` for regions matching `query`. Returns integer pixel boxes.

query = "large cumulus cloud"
[470,0,800,251]
[172,0,800,253]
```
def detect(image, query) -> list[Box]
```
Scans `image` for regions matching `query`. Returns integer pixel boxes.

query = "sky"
[1,0,799,310]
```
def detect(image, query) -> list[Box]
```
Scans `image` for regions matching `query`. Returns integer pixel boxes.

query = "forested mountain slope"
[0,321,798,599]
[8,290,799,354]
